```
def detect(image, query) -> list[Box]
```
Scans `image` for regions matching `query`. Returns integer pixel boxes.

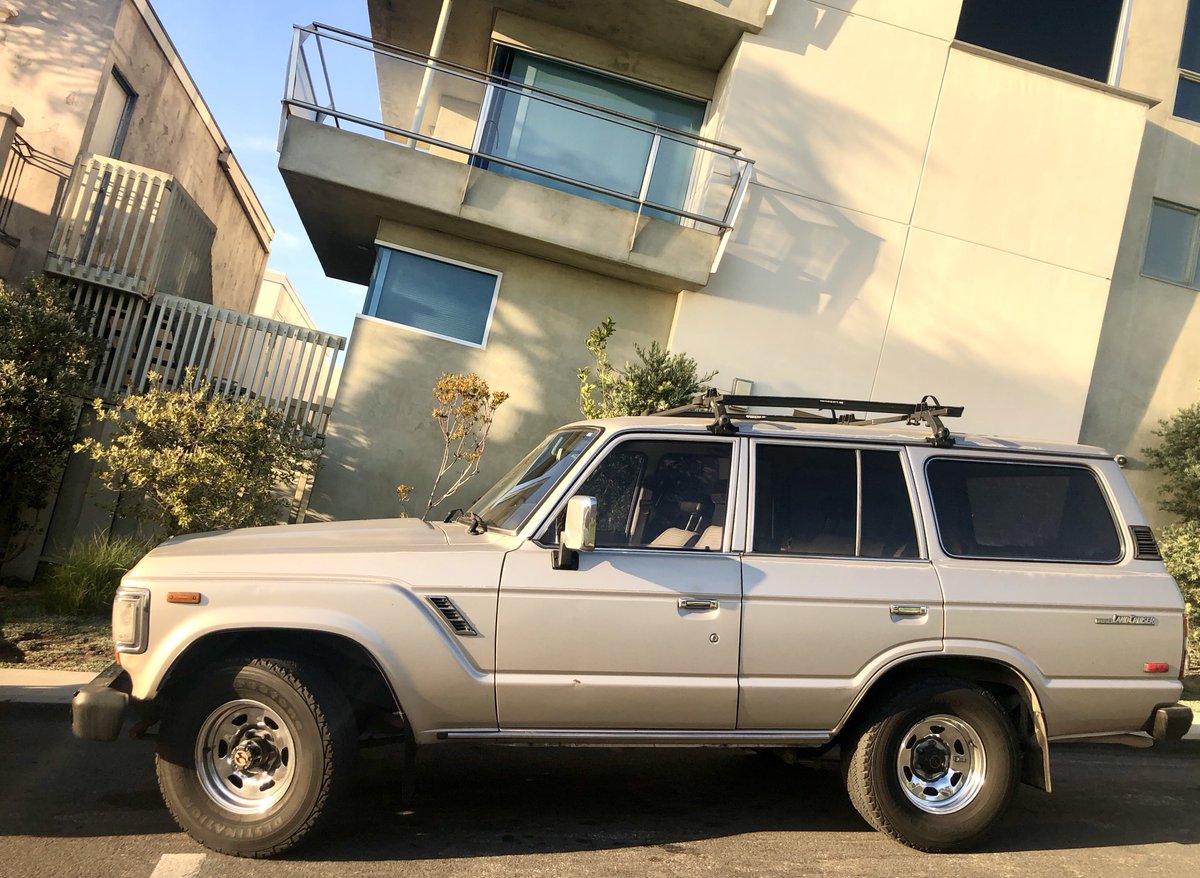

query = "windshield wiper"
[445,509,487,534]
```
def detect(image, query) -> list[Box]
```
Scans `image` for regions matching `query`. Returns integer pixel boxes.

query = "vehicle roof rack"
[654,390,964,448]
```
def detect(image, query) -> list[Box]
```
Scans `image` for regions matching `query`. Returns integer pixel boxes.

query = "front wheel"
[844,678,1020,852]
[155,657,357,857]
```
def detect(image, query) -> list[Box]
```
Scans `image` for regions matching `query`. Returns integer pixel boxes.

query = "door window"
[574,439,732,550]
[752,445,919,559]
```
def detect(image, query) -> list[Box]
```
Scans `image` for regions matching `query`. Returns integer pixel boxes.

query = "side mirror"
[553,495,596,570]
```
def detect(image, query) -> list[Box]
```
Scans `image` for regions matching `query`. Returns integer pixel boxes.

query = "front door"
[496,435,740,729]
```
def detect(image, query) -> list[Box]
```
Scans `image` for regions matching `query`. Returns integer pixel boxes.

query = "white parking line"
[149,853,206,878]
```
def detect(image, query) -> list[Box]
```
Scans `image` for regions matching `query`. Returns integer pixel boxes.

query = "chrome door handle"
[679,598,719,611]
[890,604,928,617]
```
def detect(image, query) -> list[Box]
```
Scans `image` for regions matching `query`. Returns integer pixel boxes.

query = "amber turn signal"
[166,592,202,604]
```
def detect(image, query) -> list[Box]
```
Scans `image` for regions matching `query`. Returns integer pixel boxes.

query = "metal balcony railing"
[70,284,346,437]
[47,154,216,300]
[0,133,73,239]
[280,23,754,249]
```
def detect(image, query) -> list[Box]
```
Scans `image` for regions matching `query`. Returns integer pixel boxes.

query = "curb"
[0,669,96,704]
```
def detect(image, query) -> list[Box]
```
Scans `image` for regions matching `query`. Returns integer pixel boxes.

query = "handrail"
[304,22,746,153]
[280,23,755,239]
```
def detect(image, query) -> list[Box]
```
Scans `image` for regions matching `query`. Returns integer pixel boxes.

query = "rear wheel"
[155,657,357,857]
[844,678,1019,852]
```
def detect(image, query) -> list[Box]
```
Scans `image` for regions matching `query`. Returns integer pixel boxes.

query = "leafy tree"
[75,371,321,535]
[578,318,715,418]
[397,373,508,520]
[0,276,101,558]
[1145,403,1200,672]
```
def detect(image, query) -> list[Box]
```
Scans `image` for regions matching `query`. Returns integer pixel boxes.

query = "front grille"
[427,596,479,636]
[1129,526,1161,561]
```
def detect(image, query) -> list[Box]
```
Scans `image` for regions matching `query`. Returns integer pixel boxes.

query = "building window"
[363,246,501,348]
[478,46,707,223]
[89,68,136,158]
[1142,199,1200,288]
[1176,0,1200,122]
[955,0,1127,83]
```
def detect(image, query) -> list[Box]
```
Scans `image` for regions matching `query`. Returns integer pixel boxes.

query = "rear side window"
[752,445,919,559]
[926,460,1121,562]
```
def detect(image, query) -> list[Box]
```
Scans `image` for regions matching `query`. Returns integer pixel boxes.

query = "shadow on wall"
[1080,121,1200,504]
[305,261,673,524]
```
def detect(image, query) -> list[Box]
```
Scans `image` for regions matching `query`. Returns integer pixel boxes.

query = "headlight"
[112,587,150,654]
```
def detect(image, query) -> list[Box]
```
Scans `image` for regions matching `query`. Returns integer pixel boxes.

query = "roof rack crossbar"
[654,390,962,447]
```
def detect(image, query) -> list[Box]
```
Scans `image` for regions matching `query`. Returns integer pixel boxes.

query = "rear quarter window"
[925,459,1122,563]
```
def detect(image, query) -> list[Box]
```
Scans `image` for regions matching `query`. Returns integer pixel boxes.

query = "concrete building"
[0,0,344,576]
[275,0,1196,524]
[1080,0,1200,527]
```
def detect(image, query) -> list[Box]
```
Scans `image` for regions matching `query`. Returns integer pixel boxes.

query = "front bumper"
[1146,703,1194,741]
[71,662,132,741]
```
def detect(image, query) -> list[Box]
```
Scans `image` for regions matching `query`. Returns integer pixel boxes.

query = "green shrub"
[74,370,322,536]
[578,318,715,418]
[42,534,151,616]
[1160,522,1200,673]
[0,275,102,558]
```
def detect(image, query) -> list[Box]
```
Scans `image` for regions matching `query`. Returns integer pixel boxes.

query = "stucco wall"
[309,219,676,522]
[1080,0,1200,527]
[670,0,1148,443]
[107,0,268,311]
[0,0,120,283]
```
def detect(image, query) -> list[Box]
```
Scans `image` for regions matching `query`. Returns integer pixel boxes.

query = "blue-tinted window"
[1143,200,1200,286]
[1175,1,1200,122]
[479,47,707,223]
[364,247,500,347]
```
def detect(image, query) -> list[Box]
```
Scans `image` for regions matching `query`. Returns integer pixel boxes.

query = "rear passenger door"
[739,441,944,731]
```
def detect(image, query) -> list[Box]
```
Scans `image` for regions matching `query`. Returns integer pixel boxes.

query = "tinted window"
[575,440,732,550]
[926,460,1121,562]
[752,446,918,559]
[955,0,1124,82]
[365,247,499,347]
[861,451,920,560]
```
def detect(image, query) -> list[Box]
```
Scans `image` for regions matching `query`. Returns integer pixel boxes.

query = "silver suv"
[72,393,1193,858]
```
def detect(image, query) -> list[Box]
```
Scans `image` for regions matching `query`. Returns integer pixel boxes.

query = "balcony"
[46,154,216,301]
[277,24,754,292]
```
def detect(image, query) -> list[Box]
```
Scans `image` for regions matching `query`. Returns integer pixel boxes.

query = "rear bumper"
[71,662,132,742]
[1145,703,1194,741]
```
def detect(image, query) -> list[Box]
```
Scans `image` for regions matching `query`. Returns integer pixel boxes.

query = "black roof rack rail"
[654,390,964,448]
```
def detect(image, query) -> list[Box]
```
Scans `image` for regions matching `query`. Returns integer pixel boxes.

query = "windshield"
[469,428,601,532]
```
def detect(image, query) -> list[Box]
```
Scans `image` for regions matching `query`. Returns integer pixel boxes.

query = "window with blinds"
[364,246,501,347]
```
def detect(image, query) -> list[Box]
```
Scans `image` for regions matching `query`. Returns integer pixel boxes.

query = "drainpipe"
[409,0,453,147]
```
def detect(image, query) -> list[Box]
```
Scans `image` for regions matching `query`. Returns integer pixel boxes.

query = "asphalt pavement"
[0,698,1197,878]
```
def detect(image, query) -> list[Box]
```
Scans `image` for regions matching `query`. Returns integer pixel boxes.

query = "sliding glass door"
[477,47,707,222]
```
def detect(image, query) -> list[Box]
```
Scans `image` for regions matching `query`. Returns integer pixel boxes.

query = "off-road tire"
[155,656,357,858]
[844,677,1020,853]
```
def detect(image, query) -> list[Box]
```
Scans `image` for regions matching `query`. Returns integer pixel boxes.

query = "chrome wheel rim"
[196,699,296,814]
[895,714,986,814]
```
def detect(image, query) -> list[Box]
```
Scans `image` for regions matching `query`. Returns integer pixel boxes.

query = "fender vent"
[427,596,479,636]
[1129,526,1161,561]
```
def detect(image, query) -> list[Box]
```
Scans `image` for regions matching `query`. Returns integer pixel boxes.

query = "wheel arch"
[836,654,1052,792]
[157,628,403,721]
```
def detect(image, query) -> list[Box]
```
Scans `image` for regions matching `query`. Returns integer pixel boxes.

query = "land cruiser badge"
[1095,614,1158,626]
